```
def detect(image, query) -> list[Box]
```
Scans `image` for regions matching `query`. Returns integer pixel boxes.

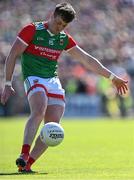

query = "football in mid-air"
[40,122,64,146]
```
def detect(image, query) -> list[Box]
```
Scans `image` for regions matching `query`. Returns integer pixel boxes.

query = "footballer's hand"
[112,76,128,95]
[1,85,15,105]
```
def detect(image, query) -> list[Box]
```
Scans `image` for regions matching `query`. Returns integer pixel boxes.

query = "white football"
[40,122,64,147]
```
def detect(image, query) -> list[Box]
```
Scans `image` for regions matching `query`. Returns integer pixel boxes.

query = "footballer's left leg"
[24,100,65,172]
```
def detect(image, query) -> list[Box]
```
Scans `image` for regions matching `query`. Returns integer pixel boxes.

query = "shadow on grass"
[0,172,48,175]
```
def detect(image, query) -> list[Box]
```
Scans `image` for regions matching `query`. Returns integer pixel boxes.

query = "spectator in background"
[0,0,133,99]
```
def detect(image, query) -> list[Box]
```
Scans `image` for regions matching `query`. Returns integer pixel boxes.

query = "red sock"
[20,144,30,160]
[25,156,35,170]
[21,144,30,154]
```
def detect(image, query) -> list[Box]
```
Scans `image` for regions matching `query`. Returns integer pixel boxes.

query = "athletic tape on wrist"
[5,81,12,86]
[109,74,115,80]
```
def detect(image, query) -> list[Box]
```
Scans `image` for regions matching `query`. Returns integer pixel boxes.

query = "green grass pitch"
[0,117,134,180]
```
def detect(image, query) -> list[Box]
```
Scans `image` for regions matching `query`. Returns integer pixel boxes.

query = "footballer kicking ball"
[40,122,64,147]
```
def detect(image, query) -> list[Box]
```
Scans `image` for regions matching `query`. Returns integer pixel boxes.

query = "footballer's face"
[50,15,68,34]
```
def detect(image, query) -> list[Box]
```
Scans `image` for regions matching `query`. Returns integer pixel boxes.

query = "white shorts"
[24,76,65,106]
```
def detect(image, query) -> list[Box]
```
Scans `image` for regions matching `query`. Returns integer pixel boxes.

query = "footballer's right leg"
[16,91,48,172]
[24,100,65,172]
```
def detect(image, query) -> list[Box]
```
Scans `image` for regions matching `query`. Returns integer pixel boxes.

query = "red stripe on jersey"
[65,34,76,50]
[18,24,36,45]
[25,44,62,61]
[27,84,65,100]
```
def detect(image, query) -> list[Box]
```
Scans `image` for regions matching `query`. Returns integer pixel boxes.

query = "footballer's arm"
[67,45,128,95]
[5,38,27,82]
[1,38,27,105]
[68,45,112,79]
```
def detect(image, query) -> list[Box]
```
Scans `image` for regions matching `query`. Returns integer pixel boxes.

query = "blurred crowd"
[0,0,134,116]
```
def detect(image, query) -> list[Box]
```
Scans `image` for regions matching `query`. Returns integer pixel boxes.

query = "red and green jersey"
[17,21,76,80]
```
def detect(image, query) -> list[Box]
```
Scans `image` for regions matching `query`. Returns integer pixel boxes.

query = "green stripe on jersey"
[21,53,58,80]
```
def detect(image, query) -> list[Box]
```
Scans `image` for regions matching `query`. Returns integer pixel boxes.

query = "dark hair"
[54,2,76,23]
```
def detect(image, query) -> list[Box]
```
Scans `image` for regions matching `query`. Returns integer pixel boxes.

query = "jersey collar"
[44,22,55,37]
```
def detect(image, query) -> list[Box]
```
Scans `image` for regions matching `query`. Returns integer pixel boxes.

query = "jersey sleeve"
[65,34,77,51]
[17,23,36,46]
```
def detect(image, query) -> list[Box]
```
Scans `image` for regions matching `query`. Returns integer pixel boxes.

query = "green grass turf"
[0,117,134,180]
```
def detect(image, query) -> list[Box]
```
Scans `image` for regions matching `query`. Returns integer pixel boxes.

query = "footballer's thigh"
[44,103,65,123]
[29,91,48,119]
[24,76,48,118]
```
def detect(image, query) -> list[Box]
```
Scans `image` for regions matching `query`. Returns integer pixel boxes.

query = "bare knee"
[32,104,46,121]
[45,105,65,123]
[29,92,48,122]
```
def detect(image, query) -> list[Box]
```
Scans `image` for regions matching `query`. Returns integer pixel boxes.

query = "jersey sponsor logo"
[25,44,62,61]
[40,52,57,60]
[34,45,61,54]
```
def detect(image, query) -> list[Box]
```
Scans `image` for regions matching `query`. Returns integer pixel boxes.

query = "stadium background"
[0,0,134,117]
